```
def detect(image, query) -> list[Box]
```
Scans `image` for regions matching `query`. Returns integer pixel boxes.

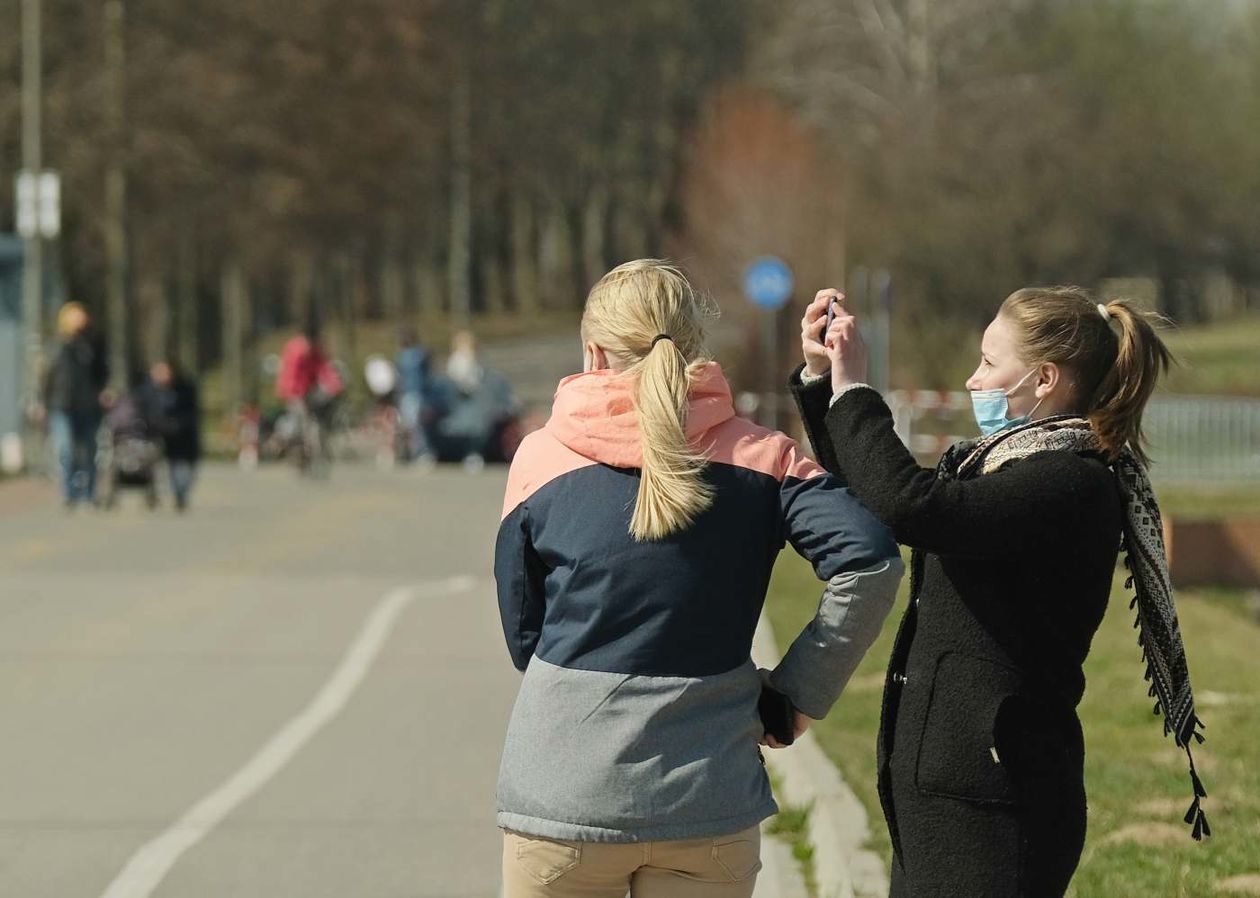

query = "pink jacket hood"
[544,361,736,469]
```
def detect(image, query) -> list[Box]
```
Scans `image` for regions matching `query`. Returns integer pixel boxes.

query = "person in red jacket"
[276,325,343,470]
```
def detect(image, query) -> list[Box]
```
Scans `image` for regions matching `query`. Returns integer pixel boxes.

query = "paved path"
[0,464,517,898]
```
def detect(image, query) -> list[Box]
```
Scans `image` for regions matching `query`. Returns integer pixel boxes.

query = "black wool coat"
[789,368,1124,898]
[137,379,202,462]
[44,335,109,415]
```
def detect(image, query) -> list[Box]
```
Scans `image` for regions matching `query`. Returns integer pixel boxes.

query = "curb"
[756,827,810,898]
[752,615,890,898]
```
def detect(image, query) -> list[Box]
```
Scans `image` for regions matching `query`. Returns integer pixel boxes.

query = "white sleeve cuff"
[799,369,829,386]
[828,383,875,406]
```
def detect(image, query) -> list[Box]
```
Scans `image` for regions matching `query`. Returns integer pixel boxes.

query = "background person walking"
[40,302,110,509]
[138,360,202,511]
[394,327,433,464]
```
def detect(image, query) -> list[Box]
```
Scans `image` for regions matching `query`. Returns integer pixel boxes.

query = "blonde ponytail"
[632,335,715,540]
[581,260,718,541]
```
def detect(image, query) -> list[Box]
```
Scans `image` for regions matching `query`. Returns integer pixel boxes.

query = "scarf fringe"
[1184,747,1212,840]
[1124,547,1210,837]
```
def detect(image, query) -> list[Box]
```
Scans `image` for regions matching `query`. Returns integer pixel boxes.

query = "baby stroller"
[102,395,162,509]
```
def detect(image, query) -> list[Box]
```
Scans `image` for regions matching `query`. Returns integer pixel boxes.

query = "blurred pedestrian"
[138,360,202,511]
[494,260,902,896]
[276,323,343,472]
[791,286,1209,896]
[395,327,433,464]
[41,302,109,508]
[446,329,483,394]
[101,371,161,510]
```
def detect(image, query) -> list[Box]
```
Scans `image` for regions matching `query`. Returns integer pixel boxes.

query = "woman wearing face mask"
[494,260,904,897]
[788,286,1209,898]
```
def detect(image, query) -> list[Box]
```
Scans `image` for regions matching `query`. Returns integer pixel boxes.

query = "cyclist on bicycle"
[276,324,344,470]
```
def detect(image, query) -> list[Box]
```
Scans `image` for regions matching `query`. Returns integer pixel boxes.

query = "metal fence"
[1144,396,1260,483]
[885,391,1260,485]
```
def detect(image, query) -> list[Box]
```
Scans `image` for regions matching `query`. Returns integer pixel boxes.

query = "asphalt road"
[0,462,518,898]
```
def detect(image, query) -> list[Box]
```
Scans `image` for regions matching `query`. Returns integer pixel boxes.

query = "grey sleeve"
[768,558,903,720]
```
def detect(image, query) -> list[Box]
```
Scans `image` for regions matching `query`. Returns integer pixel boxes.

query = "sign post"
[19,0,44,471]
[743,256,794,429]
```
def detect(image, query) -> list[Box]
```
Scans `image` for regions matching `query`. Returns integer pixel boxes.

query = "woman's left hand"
[824,301,869,393]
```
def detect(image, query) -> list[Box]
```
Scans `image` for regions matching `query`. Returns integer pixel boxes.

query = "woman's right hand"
[801,290,843,378]
[760,710,814,749]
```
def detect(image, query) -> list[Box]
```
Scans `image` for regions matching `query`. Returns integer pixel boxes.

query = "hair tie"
[651,334,674,347]
[1097,303,1112,321]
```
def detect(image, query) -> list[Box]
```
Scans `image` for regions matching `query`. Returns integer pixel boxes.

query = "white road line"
[100,575,478,898]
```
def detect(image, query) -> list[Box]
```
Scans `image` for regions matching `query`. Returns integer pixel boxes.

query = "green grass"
[763,789,818,896]
[1163,314,1260,397]
[765,550,1260,898]
[1157,485,1260,519]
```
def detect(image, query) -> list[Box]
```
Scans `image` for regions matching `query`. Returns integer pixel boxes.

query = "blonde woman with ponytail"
[494,260,903,897]
[791,286,1209,898]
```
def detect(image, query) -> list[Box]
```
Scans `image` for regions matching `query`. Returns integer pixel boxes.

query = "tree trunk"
[613,200,649,263]
[335,252,358,367]
[510,190,539,313]
[414,252,442,320]
[242,273,258,406]
[289,249,315,330]
[480,247,507,315]
[381,247,406,325]
[448,56,473,327]
[221,258,245,416]
[137,271,166,370]
[104,0,129,389]
[539,202,576,310]
[176,232,198,375]
[581,185,609,290]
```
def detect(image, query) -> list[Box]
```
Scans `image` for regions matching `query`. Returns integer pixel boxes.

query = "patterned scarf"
[943,415,1211,840]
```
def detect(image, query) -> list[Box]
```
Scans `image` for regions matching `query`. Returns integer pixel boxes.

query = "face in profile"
[965,315,1042,419]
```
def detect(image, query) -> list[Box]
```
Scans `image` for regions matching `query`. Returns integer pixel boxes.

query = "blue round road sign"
[744,256,794,310]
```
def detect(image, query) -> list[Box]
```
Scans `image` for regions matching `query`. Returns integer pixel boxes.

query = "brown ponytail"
[1000,287,1174,466]
[1088,300,1173,467]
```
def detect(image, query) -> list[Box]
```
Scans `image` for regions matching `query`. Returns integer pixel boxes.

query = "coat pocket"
[914,652,1022,806]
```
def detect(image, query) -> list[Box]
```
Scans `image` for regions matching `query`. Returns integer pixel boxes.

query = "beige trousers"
[502,826,761,898]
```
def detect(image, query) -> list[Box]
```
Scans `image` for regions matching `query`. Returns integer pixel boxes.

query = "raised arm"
[822,387,1115,557]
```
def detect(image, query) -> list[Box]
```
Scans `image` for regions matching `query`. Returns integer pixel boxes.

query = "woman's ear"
[584,342,609,372]
[1034,362,1062,399]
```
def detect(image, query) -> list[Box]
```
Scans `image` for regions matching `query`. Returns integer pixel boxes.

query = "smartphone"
[818,300,837,344]
[758,683,796,746]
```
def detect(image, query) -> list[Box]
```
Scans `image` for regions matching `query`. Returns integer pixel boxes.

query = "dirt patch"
[1217,875,1260,895]
[1148,748,1221,774]
[1101,822,1187,848]
[1133,797,1187,817]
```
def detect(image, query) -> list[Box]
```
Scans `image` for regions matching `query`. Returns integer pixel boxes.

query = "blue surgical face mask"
[970,369,1043,436]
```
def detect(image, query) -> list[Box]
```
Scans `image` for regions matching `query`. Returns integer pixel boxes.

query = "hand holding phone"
[820,300,837,344]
